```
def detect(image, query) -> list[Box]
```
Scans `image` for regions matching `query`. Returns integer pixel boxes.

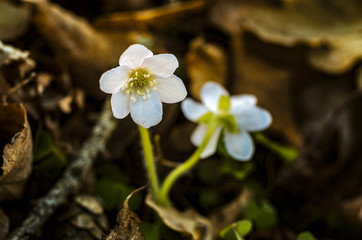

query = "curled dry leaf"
[94,0,209,29]
[31,0,135,98]
[0,208,9,240]
[0,1,31,40]
[185,37,227,100]
[146,192,213,240]
[0,41,37,118]
[103,186,146,240]
[75,195,104,216]
[210,0,362,73]
[0,103,32,201]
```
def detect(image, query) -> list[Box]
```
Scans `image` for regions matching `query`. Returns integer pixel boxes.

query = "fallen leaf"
[232,34,302,145]
[0,103,33,201]
[40,194,110,240]
[0,41,37,119]
[103,186,146,240]
[58,88,85,114]
[75,195,104,216]
[0,1,31,40]
[210,0,362,73]
[31,0,137,98]
[146,192,213,240]
[94,0,209,29]
[0,208,9,240]
[36,72,53,95]
[185,37,227,100]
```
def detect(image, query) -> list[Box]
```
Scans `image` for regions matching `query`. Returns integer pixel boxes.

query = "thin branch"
[8,100,116,240]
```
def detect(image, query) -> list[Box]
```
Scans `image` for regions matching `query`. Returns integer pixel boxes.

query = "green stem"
[159,120,219,206]
[137,125,161,201]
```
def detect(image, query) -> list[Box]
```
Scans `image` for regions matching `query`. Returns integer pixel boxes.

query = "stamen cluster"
[122,68,157,102]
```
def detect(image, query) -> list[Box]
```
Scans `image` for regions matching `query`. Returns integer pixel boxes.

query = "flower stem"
[137,125,161,201]
[159,120,219,206]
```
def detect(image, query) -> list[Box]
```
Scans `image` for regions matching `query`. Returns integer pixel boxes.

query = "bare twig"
[2,72,36,104]
[8,100,116,240]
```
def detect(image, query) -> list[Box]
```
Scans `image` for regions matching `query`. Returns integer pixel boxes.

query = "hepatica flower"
[100,44,187,128]
[181,82,272,161]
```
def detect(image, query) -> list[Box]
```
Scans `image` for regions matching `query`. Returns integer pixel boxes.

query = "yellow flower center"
[122,68,157,102]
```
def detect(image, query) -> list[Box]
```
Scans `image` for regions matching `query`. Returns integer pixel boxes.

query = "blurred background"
[0,0,362,239]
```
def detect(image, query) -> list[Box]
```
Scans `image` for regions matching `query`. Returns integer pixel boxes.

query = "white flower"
[181,82,272,161]
[100,44,187,128]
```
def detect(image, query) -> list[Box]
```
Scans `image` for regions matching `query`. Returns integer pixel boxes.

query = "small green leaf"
[34,131,67,179]
[297,231,317,240]
[34,131,58,161]
[98,163,129,182]
[220,220,252,240]
[220,224,237,240]
[218,95,231,112]
[245,200,278,230]
[95,179,142,210]
[235,220,253,236]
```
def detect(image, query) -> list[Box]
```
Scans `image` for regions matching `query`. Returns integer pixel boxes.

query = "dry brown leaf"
[146,192,213,240]
[210,0,362,73]
[0,103,32,201]
[0,41,37,118]
[185,37,227,100]
[0,1,31,40]
[94,0,209,29]
[103,186,146,240]
[0,208,9,240]
[36,72,53,95]
[231,34,302,145]
[31,1,139,98]
[58,88,85,114]
[75,195,104,216]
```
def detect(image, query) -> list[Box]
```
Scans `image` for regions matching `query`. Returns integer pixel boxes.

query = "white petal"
[230,94,257,111]
[191,124,222,159]
[225,131,254,161]
[141,54,178,77]
[200,82,229,112]
[100,66,130,94]
[111,91,130,119]
[156,75,187,103]
[181,98,208,122]
[129,90,162,128]
[119,44,153,68]
[234,106,272,131]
